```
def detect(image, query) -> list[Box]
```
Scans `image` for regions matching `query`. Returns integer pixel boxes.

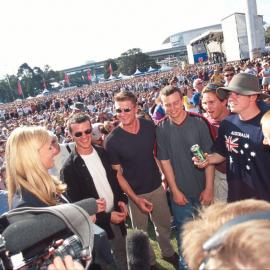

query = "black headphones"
[199,211,270,270]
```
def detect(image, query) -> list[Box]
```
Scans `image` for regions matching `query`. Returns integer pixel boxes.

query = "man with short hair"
[196,73,270,202]
[223,65,235,86]
[156,85,215,270]
[105,91,177,269]
[192,78,204,113]
[201,83,230,202]
[61,113,128,270]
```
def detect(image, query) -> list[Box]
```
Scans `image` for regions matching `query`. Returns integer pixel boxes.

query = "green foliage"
[0,75,18,102]
[265,25,270,45]
[117,48,159,75]
[0,63,62,102]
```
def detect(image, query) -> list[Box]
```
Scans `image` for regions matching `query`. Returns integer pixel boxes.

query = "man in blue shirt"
[196,73,270,202]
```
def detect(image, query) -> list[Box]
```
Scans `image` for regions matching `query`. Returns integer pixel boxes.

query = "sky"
[0,0,270,76]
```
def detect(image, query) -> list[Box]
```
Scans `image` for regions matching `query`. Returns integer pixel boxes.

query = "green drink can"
[191,144,206,163]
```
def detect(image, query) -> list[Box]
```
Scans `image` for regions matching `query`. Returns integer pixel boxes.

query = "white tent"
[108,75,117,80]
[133,68,143,76]
[147,66,158,73]
[159,64,172,72]
[26,96,34,100]
[42,89,50,96]
[118,73,131,80]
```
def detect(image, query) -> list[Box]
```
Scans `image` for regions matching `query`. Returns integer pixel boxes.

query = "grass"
[127,218,178,270]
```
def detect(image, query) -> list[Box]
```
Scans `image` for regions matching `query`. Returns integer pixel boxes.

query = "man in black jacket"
[61,113,128,270]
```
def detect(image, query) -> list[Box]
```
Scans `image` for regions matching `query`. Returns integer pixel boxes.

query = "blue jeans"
[170,195,201,270]
[0,190,8,215]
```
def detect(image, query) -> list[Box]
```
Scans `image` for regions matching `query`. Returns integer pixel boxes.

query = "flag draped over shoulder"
[108,64,113,76]
[17,80,23,96]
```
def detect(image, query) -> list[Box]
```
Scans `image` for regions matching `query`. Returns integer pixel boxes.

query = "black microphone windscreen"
[3,198,97,254]
[3,214,67,254]
[126,230,150,270]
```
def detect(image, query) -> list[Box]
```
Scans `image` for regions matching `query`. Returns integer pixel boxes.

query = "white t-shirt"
[81,149,114,213]
[49,143,75,178]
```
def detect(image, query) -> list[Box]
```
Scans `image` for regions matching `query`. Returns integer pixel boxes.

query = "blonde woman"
[5,126,68,208]
[6,126,104,211]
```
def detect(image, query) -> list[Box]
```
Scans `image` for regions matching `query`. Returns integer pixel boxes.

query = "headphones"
[199,211,270,270]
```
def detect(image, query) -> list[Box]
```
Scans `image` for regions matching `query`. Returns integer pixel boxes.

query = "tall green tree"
[0,75,17,102]
[117,48,159,75]
[17,63,34,97]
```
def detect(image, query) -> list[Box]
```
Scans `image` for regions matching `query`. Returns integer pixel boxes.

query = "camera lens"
[54,235,82,260]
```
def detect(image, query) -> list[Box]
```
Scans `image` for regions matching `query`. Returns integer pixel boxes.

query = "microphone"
[126,230,150,270]
[2,198,97,255]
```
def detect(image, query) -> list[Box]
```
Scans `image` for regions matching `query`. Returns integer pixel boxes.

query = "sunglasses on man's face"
[115,107,132,113]
[74,128,92,138]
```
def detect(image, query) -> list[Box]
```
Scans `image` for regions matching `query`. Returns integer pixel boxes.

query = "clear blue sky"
[0,0,269,76]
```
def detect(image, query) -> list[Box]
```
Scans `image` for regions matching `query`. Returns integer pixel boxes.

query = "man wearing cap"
[196,73,270,202]
[201,83,230,202]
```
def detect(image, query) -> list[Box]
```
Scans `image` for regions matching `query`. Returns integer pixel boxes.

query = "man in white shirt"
[61,113,128,270]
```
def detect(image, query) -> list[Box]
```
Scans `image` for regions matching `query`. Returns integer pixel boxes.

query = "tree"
[117,48,159,75]
[0,75,17,102]
[17,63,34,97]
[33,66,45,94]
[104,59,118,79]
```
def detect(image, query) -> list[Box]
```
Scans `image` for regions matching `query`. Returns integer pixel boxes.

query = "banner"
[17,80,23,96]
[108,64,113,76]
[87,69,92,81]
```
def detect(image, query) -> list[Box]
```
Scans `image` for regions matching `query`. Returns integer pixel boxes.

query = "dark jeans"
[170,195,201,270]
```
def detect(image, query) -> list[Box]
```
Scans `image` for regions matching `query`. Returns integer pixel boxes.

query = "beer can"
[191,144,206,163]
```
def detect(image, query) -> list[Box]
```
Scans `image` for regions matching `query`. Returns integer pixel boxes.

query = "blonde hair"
[6,126,66,208]
[182,199,270,270]
[261,110,270,127]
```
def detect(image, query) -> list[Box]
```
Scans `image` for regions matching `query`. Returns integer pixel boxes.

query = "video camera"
[0,199,97,270]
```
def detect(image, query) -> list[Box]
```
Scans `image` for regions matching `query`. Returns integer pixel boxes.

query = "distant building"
[61,24,224,75]
[221,13,265,61]
[163,24,222,48]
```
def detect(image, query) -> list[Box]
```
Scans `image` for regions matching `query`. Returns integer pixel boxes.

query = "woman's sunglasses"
[74,128,92,138]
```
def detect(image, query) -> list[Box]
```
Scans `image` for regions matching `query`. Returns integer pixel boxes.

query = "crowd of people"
[0,55,270,270]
